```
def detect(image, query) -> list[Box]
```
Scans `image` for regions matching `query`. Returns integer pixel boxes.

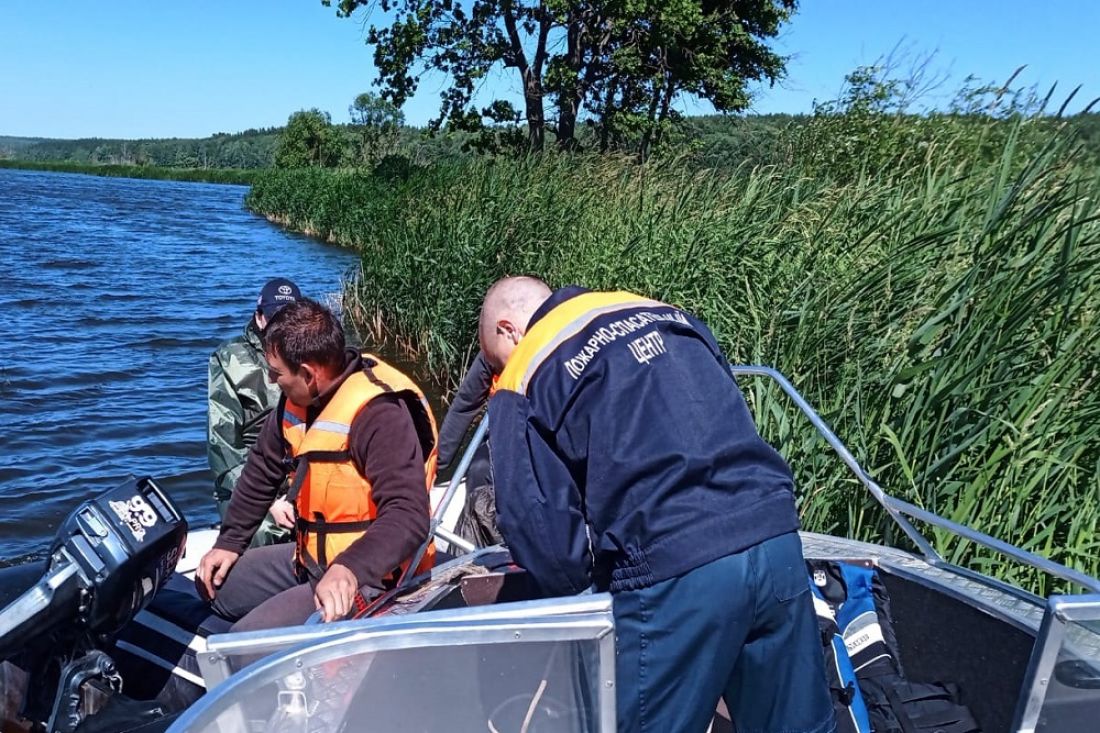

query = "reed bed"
[246,127,1100,592]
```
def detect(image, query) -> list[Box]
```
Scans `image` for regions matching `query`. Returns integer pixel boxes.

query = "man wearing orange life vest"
[196,298,438,629]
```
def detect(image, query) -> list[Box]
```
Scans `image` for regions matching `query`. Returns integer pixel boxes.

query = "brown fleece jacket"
[214,350,429,590]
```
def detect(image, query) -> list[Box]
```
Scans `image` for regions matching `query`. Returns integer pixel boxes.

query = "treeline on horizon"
[0,127,281,170]
[0,159,259,185]
[6,109,1100,173]
[0,114,843,170]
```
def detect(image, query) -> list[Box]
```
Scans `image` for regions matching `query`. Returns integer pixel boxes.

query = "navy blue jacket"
[488,288,800,596]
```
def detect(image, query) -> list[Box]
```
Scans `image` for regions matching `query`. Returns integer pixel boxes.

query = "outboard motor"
[0,477,187,732]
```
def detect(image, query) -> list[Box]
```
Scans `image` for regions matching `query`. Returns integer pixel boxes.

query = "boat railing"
[729,365,1100,596]
[735,366,1100,732]
[396,418,488,592]
[424,419,488,559]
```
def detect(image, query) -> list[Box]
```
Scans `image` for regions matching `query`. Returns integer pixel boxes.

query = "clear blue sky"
[2,1,1097,139]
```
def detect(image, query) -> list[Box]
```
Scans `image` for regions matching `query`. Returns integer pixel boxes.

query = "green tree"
[324,0,796,154]
[274,109,343,168]
[349,92,405,165]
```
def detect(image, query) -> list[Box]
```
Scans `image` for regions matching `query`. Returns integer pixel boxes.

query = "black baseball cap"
[257,278,301,319]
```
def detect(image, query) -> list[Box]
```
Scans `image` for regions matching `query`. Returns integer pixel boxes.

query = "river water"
[0,168,360,566]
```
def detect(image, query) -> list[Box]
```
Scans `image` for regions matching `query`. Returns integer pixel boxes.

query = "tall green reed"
[246,126,1100,591]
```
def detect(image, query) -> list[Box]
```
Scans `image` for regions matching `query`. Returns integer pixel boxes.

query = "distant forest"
[0,128,281,169]
[4,112,1100,172]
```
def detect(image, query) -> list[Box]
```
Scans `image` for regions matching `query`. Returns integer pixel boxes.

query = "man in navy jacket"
[481,276,834,733]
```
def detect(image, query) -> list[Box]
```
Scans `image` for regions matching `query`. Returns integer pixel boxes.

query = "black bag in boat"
[807,560,982,733]
[859,676,981,733]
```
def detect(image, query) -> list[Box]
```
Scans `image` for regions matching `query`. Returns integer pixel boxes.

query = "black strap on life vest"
[361,358,394,392]
[274,394,295,462]
[295,511,375,580]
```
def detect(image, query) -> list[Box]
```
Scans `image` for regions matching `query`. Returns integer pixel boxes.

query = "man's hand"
[313,563,358,622]
[195,548,240,601]
[269,497,296,529]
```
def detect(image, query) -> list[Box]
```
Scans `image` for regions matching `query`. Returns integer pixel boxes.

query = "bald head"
[479,276,552,373]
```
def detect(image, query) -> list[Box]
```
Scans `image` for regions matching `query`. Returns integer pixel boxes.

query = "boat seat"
[110,573,228,709]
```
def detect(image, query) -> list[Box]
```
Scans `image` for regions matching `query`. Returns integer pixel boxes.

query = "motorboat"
[0,367,1096,732]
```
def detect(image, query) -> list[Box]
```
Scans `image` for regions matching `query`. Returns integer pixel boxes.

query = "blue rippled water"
[0,168,359,565]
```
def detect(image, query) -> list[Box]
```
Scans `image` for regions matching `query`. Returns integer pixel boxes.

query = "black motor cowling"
[0,476,187,661]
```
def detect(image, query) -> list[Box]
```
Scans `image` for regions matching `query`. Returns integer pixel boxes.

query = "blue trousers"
[612,532,836,733]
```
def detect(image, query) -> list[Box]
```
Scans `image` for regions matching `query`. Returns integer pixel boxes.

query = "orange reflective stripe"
[496,291,661,395]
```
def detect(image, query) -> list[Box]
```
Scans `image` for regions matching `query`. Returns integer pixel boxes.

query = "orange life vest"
[280,354,438,584]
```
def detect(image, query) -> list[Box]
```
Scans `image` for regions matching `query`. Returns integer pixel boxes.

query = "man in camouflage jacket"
[208,278,301,546]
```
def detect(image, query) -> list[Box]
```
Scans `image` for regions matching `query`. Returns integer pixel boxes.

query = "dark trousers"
[612,532,836,733]
[209,543,316,632]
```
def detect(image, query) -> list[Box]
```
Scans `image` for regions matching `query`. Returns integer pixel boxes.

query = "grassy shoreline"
[246,136,1100,591]
[0,159,258,185]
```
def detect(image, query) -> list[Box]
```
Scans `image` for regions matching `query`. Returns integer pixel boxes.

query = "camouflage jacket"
[207,320,282,502]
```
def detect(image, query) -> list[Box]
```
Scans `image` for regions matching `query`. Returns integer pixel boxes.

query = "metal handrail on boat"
[731,365,1100,596]
[398,417,488,590]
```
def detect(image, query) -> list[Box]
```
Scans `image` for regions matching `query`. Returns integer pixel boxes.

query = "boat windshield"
[169,598,617,733]
[1015,594,1100,732]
